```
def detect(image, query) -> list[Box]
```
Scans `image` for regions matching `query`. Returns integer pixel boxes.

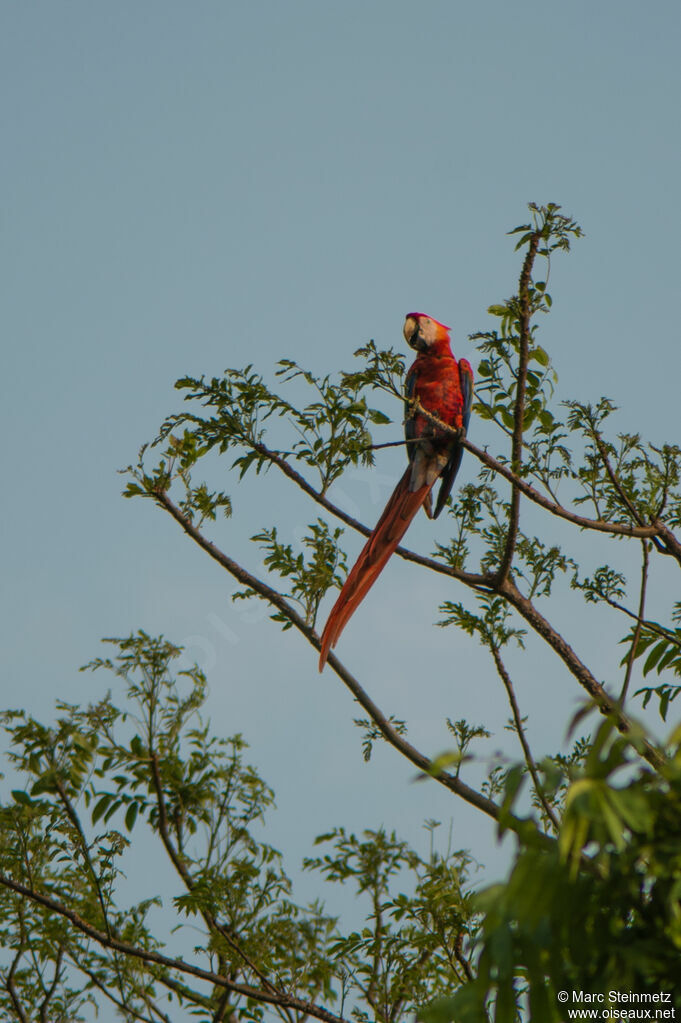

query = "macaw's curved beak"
[403,315,419,348]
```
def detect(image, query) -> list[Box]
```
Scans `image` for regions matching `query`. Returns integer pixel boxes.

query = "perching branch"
[151,488,511,827]
[258,414,666,759]
[249,438,492,590]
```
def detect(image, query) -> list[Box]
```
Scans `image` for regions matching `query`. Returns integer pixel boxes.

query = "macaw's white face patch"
[417,317,438,345]
[403,313,450,351]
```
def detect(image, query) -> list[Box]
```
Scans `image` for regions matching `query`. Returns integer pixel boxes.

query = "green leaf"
[11,789,33,806]
[125,801,139,832]
[530,346,550,367]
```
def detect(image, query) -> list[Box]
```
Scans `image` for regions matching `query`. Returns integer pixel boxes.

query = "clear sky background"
[2,0,681,993]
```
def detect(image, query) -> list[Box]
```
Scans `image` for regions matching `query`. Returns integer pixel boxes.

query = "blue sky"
[2,0,680,971]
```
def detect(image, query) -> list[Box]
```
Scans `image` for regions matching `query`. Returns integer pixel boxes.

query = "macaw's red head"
[403,312,451,352]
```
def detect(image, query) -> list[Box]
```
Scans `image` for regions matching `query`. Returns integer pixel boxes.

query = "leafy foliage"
[4,204,681,1021]
[0,634,479,1022]
[426,718,681,1022]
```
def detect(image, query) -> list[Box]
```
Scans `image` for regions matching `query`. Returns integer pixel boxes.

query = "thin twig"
[5,945,30,1023]
[52,777,130,1009]
[68,954,171,1023]
[498,230,540,583]
[499,576,664,771]
[619,541,650,704]
[148,751,279,998]
[39,947,64,1023]
[490,643,560,832]
[592,433,645,527]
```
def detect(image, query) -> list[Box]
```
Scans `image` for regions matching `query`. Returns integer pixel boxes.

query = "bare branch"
[464,438,668,544]
[251,426,681,570]
[652,520,681,565]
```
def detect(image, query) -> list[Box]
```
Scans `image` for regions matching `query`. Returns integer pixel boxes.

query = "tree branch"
[38,946,64,1023]
[0,874,350,1023]
[592,433,646,527]
[5,945,30,1023]
[249,439,491,589]
[499,577,664,770]
[250,425,681,573]
[463,438,668,543]
[151,489,509,827]
[497,230,540,582]
[52,776,130,1009]
[68,954,170,1023]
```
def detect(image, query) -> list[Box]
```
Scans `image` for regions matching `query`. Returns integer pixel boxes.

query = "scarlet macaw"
[318,313,473,670]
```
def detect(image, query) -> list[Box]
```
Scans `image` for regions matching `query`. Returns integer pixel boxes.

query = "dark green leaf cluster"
[0,634,478,1023]
[429,718,681,1021]
[167,359,394,495]
[305,827,478,1022]
[340,340,407,399]
[626,611,681,720]
[15,203,681,1022]
[439,596,526,651]
[123,434,232,528]
[566,400,681,526]
[509,202,583,255]
[353,716,408,763]
[235,519,347,627]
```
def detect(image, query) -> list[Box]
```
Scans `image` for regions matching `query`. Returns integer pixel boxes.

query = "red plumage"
[318,314,473,670]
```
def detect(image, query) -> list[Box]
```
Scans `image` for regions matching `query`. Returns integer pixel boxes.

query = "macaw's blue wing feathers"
[432,358,474,519]
[460,358,474,432]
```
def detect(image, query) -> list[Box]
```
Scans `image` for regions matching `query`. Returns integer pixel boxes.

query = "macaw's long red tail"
[318,467,431,670]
